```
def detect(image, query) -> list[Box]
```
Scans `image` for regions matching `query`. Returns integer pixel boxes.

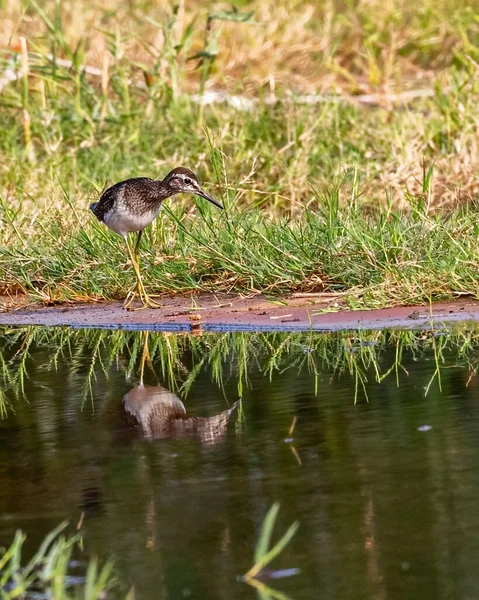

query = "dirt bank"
[0,294,478,332]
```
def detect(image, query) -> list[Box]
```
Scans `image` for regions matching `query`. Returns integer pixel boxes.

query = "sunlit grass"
[1,171,479,306]
[2,0,478,94]
[1,1,479,306]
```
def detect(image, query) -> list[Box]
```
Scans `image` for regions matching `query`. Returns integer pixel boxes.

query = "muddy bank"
[0,294,478,331]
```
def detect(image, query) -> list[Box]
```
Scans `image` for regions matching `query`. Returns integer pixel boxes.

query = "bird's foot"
[123,286,162,311]
[133,295,163,311]
[123,289,137,310]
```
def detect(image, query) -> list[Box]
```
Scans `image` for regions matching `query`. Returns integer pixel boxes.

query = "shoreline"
[0,295,478,332]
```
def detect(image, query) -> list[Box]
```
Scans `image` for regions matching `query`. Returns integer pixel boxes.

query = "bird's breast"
[103,202,163,236]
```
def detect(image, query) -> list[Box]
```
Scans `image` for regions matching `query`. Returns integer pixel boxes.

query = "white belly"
[104,205,162,236]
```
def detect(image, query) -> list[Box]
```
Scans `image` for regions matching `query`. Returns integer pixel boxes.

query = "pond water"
[1,327,479,599]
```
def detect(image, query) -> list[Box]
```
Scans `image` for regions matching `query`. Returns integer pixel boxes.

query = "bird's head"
[162,167,223,209]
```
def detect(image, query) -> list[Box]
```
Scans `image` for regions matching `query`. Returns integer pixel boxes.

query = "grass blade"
[254,502,280,563]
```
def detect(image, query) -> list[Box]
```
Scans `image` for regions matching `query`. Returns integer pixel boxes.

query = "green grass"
[0,522,119,600]
[2,181,479,307]
[1,0,479,307]
[1,325,478,410]
[242,502,299,600]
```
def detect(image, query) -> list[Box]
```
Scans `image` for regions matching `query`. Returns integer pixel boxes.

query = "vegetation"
[0,324,478,413]
[1,0,479,306]
[0,503,298,600]
[242,502,299,600]
[0,522,118,600]
[1,324,479,597]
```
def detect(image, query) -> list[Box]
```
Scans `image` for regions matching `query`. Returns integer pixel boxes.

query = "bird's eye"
[184,178,191,185]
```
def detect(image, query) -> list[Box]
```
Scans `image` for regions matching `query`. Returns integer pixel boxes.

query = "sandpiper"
[90,167,223,309]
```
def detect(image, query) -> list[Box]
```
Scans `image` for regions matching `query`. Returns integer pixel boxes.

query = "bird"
[89,167,223,310]
[123,383,239,444]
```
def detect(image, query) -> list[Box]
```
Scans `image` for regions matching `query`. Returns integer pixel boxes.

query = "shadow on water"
[2,325,479,598]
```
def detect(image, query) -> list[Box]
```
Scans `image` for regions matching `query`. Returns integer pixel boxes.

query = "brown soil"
[0,294,478,332]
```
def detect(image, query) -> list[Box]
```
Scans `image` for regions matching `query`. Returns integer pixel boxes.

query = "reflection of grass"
[0,522,116,600]
[242,503,299,600]
[0,326,479,414]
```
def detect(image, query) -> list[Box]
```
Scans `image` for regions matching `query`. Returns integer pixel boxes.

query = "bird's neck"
[152,181,174,202]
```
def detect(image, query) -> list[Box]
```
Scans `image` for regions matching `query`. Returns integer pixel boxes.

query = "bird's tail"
[89,202,98,214]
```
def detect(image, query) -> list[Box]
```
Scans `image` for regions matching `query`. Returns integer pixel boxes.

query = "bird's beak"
[196,188,224,210]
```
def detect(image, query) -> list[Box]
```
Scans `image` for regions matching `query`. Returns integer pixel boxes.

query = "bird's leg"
[123,236,139,310]
[133,231,163,308]
[134,230,164,301]
[133,229,143,272]
[123,233,162,310]
[124,231,144,304]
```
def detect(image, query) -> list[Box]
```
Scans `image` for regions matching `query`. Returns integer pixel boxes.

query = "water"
[1,327,479,599]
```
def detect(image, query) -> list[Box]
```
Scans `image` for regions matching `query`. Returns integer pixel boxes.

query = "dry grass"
[2,0,479,94]
[2,0,479,209]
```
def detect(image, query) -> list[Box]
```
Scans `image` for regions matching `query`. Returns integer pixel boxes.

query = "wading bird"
[123,383,239,444]
[90,167,223,309]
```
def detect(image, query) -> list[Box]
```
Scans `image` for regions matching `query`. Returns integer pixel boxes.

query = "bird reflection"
[123,331,239,444]
[123,383,238,444]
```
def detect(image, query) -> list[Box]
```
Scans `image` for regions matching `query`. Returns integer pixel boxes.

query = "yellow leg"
[134,229,143,268]
[123,232,162,310]
[134,231,163,299]
[139,331,149,385]
[123,230,145,308]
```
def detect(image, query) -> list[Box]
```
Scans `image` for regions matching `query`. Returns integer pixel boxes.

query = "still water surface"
[1,327,479,599]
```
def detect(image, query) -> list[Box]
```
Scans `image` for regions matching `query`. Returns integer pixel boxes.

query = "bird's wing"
[93,178,154,221]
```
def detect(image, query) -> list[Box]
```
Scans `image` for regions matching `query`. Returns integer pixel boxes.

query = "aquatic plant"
[0,522,117,599]
[242,503,299,600]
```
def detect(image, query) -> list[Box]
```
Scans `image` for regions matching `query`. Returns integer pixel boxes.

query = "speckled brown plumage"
[162,166,199,186]
[89,166,222,309]
[90,167,221,238]
[90,177,162,223]
[123,383,238,444]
